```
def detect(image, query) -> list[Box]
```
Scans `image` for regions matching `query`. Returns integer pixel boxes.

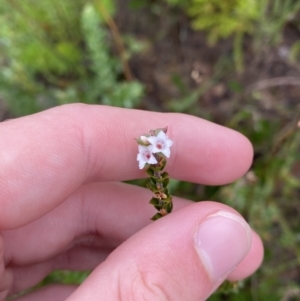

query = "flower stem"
[146,158,173,220]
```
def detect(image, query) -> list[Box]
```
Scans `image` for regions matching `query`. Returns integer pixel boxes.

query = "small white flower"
[137,145,158,169]
[147,131,173,158]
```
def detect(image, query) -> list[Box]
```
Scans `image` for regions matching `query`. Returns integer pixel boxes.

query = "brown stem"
[246,76,300,93]
[153,171,163,190]
[271,110,300,157]
[94,0,133,81]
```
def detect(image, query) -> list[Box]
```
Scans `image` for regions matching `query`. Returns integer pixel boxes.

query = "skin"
[0,104,264,300]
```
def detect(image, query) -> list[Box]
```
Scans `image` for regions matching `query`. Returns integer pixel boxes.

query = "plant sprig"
[136,127,173,220]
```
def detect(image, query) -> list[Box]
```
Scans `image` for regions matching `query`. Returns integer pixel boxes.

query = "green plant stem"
[234,31,244,73]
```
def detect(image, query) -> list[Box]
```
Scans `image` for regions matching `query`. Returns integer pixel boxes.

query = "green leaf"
[149,197,163,211]
[152,158,166,171]
[166,201,173,213]
[162,177,170,187]
[147,182,159,193]
[161,195,171,203]
[150,177,157,185]
[161,171,169,178]
[153,173,170,187]
[149,197,160,206]
[55,42,81,64]
[151,213,163,221]
[129,0,148,9]
[155,172,169,182]
[163,188,169,195]
[154,127,168,135]
[146,168,154,177]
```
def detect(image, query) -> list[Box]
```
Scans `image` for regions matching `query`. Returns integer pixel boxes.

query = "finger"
[3,183,262,294]
[7,232,263,296]
[66,202,258,301]
[8,247,108,295]
[0,235,13,301]
[3,182,185,266]
[11,285,77,301]
[0,104,253,228]
[3,182,187,293]
[227,230,264,281]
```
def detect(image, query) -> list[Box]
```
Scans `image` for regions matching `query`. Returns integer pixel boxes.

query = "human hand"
[0,104,263,301]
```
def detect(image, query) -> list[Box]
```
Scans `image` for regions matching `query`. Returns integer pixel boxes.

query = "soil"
[115,0,300,126]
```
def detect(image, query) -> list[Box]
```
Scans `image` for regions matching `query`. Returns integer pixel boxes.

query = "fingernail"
[195,211,252,281]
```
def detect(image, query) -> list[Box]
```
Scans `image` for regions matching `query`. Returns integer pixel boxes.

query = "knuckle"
[118,262,178,301]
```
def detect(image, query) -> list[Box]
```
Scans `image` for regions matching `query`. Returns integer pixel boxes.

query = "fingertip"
[235,130,254,175]
[169,115,254,185]
[227,230,264,281]
[66,201,256,301]
[212,128,253,184]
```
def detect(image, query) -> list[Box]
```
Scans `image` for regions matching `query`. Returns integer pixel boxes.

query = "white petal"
[162,148,171,158]
[139,159,146,169]
[166,139,173,147]
[150,146,160,153]
[148,155,158,164]
[146,136,157,146]
[138,145,145,152]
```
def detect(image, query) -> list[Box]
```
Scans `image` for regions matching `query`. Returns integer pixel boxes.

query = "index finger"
[0,104,253,228]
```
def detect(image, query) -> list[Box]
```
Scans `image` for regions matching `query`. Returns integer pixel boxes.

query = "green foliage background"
[1,0,300,300]
[0,0,143,116]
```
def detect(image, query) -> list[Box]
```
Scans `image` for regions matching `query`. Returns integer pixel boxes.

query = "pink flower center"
[143,150,152,161]
[156,141,164,149]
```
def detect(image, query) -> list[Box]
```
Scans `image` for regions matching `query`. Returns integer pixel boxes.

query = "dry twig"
[246,77,300,93]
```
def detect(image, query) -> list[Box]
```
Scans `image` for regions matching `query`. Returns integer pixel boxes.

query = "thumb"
[67,202,254,301]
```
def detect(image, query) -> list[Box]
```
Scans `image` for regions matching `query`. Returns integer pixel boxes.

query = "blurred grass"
[1,0,300,300]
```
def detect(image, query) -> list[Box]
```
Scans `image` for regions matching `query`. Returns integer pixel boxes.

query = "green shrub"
[188,0,260,44]
[0,0,144,116]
